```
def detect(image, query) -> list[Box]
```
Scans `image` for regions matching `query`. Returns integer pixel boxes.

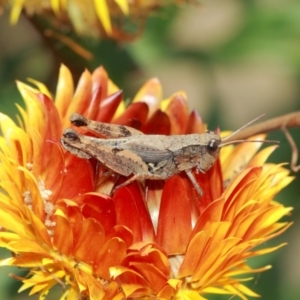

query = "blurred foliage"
[0,0,300,299]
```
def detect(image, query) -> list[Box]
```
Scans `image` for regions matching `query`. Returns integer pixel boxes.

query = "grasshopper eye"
[63,129,80,142]
[207,139,218,152]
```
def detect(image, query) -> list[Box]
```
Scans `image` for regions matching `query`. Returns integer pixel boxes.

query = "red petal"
[194,159,223,212]
[95,91,123,122]
[113,182,155,243]
[113,102,149,129]
[142,110,171,135]
[81,193,116,232]
[40,141,65,199]
[185,110,206,134]
[64,69,92,124]
[156,175,192,254]
[145,180,164,232]
[73,218,105,264]
[165,93,189,134]
[83,85,104,119]
[37,93,62,141]
[58,154,95,199]
[91,66,109,100]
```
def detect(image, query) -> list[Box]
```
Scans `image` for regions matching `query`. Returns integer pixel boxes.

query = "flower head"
[3,0,194,40]
[0,65,293,299]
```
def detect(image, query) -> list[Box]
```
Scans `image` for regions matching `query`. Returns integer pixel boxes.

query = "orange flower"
[0,65,293,299]
[3,0,194,40]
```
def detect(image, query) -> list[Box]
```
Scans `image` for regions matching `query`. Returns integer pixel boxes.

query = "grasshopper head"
[70,113,88,127]
[62,128,81,142]
[197,132,221,173]
[61,129,92,159]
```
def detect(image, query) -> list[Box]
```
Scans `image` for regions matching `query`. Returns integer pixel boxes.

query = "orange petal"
[191,198,225,237]
[55,64,74,121]
[223,167,262,220]
[247,145,278,167]
[81,193,116,232]
[64,69,92,127]
[157,283,176,299]
[94,237,127,278]
[185,110,206,134]
[37,93,62,141]
[79,270,105,300]
[130,262,168,293]
[73,218,105,264]
[133,78,162,118]
[221,134,267,181]
[110,266,150,296]
[91,66,109,100]
[56,199,83,242]
[125,242,170,278]
[164,92,189,134]
[156,175,192,254]
[53,210,74,256]
[106,225,133,248]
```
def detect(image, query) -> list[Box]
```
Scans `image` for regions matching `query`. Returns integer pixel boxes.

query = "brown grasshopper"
[61,113,278,196]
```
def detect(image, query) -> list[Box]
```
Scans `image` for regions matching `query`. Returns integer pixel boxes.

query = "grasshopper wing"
[119,139,173,164]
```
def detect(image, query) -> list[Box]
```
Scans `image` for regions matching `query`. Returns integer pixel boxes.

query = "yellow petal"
[27,78,52,98]
[133,78,162,117]
[10,0,23,24]
[93,0,112,33]
[55,64,74,120]
[115,0,129,14]
[51,0,65,14]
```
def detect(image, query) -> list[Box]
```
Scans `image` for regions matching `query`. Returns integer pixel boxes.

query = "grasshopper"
[61,113,277,196]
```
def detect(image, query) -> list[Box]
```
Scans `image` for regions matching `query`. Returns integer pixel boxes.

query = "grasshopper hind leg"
[113,173,170,192]
[113,159,176,192]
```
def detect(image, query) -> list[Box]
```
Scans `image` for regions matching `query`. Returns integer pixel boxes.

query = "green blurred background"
[0,0,300,299]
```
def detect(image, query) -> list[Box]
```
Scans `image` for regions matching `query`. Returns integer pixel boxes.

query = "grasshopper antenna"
[220,114,279,147]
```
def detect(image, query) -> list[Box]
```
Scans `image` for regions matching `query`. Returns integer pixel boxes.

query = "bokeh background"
[0,0,299,299]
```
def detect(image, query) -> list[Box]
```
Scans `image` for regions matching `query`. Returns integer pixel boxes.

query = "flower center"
[38,179,56,236]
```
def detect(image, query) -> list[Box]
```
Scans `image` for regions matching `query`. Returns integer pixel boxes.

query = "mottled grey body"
[61,113,222,196]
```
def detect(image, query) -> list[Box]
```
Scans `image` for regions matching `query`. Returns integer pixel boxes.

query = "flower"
[0,65,293,299]
[2,0,194,40]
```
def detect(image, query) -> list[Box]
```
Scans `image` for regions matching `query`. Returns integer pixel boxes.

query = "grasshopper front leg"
[185,170,203,197]
[70,113,144,138]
